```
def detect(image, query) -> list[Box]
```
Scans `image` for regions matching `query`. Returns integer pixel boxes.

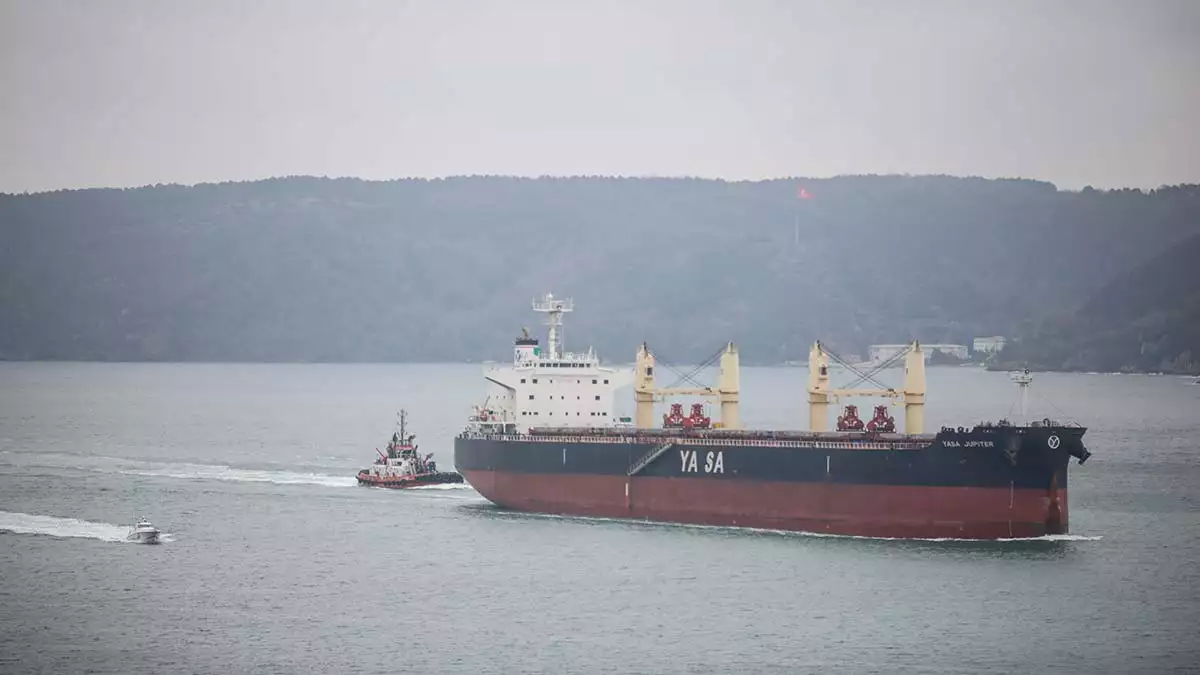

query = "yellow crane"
[807,340,926,434]
[633,342,741,430]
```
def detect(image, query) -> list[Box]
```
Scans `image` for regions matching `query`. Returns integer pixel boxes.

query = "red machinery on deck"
[663,402,712,430]
[837,404,897,433]
[866,405,896,433]
[836,405,865,431]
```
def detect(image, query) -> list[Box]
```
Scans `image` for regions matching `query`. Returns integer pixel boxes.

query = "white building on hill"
[868,343,969,363]
[972,336,1008,354]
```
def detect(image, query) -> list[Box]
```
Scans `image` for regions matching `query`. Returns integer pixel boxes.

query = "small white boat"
[127,518,161,544]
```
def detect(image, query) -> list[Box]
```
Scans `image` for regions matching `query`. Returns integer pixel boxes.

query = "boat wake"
[0,451,356,488]
[407,483,476,491]
[0,510,174,544]
[470,507,1103,543]
[118,463,356,488]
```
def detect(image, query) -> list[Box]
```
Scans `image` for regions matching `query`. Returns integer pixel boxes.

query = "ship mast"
[1010,368,1033,424]
[394,408,415,446]
[532,293,573,361]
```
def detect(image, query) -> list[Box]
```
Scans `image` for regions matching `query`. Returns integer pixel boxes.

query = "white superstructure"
[474,293,634,431]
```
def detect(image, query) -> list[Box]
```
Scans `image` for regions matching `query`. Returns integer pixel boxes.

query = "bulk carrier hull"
[454,425,1090,539]
[454,292,1094,541]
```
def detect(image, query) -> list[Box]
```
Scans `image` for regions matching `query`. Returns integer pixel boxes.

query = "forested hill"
[992,228,1200,374]
[1,176,1197,365]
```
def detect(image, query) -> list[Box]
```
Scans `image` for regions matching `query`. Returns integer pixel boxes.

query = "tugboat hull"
[356,471,464,489]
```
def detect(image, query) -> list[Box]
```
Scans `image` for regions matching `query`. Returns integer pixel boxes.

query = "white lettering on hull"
[679,449,724,474]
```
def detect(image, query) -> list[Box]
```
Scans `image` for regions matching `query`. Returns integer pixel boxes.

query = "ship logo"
[1047,435,1061,450]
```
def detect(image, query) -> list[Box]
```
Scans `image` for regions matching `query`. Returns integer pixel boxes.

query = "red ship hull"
[462,470,1068,539]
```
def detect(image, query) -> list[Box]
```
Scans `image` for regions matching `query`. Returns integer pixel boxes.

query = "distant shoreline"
[985,363,1199,377]
[1,357,1194,377]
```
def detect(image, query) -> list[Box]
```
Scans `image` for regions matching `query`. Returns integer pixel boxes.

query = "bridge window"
[529,395,535,400]
[595,395,600,400]
[532,379,538,384]
[592,379,598,384]
[604,379,609,384]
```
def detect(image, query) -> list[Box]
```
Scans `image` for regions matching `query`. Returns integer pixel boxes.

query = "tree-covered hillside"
[992,226,1200,374]
[1,176,1197,365]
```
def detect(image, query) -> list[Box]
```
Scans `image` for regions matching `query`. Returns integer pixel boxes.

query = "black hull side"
[454,426,1086,489]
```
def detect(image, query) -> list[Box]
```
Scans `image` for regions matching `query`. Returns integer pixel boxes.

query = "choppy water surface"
[1,363,1197,674]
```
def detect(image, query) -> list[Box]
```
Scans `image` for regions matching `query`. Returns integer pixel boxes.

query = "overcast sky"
[1,0,1197,193]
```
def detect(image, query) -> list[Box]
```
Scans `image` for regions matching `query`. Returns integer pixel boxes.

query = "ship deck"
[459,427,941,451]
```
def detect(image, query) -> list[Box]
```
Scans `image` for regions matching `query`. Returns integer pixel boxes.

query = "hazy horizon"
[2,0,1198,194]
[3,172,1193,199]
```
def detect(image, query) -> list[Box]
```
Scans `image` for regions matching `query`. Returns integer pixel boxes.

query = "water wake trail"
[1,451,356,488]
[0,510,173,543]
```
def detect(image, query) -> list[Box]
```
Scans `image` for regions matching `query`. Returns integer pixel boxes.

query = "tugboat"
[356,410,464,489]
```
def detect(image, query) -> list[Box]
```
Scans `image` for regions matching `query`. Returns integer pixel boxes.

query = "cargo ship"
[453,294,1092,539]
